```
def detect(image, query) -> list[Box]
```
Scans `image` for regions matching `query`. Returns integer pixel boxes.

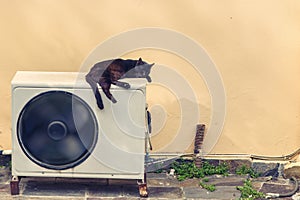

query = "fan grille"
[17,91,98,170]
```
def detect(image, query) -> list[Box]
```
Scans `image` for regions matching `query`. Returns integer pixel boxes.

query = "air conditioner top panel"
[11,71,148,89]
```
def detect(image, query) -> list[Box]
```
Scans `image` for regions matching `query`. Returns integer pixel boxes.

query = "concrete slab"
[0,196,13,200]
[292,193,300,200]
[202,175,246,187]
[0,183,10,193]
[184,186,240,200]
[260,182,295,194]
[87,185,125,198]
[87,198,139,200]
[147,177,181,187]
[0,184,12,200]
[22,180,86,197]
[0,168,10,183]
[87,184,142,198]
[17,197,85,200]
[284,163,300,179]
[177,178,200,187]
[147,172,168,179]
[148,187,183,199]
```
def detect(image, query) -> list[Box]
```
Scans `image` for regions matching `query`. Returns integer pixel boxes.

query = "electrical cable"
[250,148,300,161]
[200,147,300,161]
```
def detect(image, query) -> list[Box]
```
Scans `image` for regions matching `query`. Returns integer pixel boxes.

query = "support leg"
[138,173,148,197]
[10,176,20,195]
[138,182,148,197]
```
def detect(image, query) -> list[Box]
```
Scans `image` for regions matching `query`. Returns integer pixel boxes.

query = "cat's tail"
[85,75,104,110]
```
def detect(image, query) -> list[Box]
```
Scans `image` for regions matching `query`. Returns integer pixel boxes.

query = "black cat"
[86,58,154,109]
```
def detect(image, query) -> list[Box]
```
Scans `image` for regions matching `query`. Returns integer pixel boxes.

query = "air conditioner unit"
[11,71,148,196]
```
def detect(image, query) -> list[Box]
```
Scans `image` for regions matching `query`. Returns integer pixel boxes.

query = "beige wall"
[1,0,300,156]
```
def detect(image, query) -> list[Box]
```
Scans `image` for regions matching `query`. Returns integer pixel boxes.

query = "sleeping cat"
[86,58,154,110]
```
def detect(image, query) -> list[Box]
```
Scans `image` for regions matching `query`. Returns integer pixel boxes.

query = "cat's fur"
[86,58,154,109]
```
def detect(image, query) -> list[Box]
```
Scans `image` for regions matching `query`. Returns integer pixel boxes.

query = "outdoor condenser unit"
[11,71,149,196]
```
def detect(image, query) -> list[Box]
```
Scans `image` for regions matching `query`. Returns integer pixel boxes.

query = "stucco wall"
[1,0,300,156]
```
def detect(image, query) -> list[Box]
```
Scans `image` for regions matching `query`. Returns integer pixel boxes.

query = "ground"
[1,155,299,199]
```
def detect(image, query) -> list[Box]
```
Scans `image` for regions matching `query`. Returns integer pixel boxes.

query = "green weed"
[199,181,216,192]
[236,165,260,178]
[171,159,229,181]
[202,177,209,182]
[237,179,265,200]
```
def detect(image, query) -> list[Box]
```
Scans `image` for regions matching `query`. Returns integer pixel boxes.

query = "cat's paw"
[146,76,152,82]
[97,102,104,110]
[111,97,117,103]
[123,83,130,89]
[115,81,130,89]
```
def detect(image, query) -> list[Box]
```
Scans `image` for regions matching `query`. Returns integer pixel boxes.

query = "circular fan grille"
[17,91,98,170]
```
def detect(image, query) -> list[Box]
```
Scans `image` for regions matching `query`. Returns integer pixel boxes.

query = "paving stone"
[122,186,141,197]
[250,180,264,191]
[284,164,300,179]
[0,184,14,200]
[260,182,295,194]
[0,183,10,192]
[203,175,246,187]
[178,178,200,187]
[0,196,13,200]
[254,176,273,182]
[292,193,300,200]
[183,187,205,199]
[87,198,139,200]
[0,168,10,183]
[87,185,123,197]
[147,172,168,179]
[253,177,289,187]
[148,187,183,199]
[147,176,180,187]
[18,197,85,200]
[184,186,240,199]
[87,185,140,198]
[22,180,86,197]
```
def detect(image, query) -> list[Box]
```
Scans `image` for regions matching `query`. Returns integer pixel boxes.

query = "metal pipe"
[0,150,12,155]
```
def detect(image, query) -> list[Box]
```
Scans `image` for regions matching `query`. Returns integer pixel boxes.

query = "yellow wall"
[1,0,300,156]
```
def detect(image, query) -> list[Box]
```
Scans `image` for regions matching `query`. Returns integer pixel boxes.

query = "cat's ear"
[149,63,155,68]
[137,57,143,65]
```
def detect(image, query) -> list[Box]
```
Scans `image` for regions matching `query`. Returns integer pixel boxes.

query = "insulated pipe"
[0,150,12,155]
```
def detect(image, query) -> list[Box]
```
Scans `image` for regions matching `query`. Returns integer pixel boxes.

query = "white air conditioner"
[11,71,148,196]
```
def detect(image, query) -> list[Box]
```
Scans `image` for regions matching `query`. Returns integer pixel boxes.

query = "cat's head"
[131,58,154,82]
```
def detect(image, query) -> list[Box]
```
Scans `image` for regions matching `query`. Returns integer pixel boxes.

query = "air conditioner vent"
[17,91,98,170]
